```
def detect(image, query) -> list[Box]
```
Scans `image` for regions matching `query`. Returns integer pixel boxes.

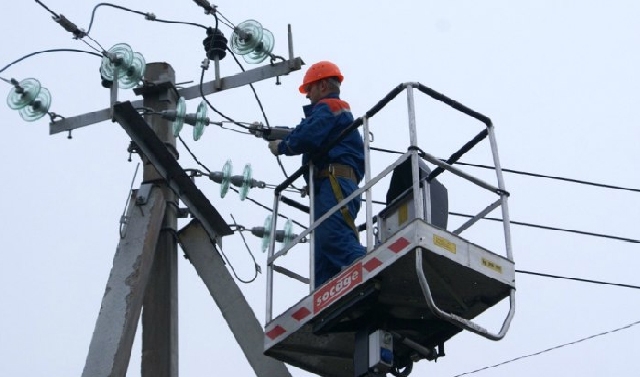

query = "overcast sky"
[0,1,638,376]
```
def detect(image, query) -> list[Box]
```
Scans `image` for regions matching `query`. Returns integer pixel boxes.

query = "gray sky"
[1,1,638,376]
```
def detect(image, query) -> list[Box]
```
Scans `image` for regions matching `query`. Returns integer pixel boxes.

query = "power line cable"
[369,146,640,194]
[516,269,640,290]
[228,186,307,229]
[357,200,638,245]
[0,49,102,78]
[214,10,235,29]
[178,135,213,174]
[455,161,640,194]
[85,2,207,35]
[34,0,58,17]
[198,66,252,130]
[223,214,259,284]
[451,319,640,377]
[450,212,639,244]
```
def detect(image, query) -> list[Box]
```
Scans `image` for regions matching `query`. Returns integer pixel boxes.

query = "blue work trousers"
[313,177,365,288]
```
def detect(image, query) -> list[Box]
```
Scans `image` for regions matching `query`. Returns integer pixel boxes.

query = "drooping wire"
[451,319,640,377]
[85,2,208,36]
[198,66,252,130]
[451,212,639,244]
[223,214,259,284]
[0,49,102,79]
[516,269,640,290]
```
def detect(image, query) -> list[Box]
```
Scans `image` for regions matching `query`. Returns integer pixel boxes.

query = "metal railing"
[264,83,514,340]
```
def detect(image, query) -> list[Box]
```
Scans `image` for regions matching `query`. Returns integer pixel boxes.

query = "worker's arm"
[278,103,336,156]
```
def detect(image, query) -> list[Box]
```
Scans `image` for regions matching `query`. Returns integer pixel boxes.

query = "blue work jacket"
[277,93,365,182]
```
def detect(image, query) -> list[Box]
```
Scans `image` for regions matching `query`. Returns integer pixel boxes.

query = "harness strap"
[328,172,360,240]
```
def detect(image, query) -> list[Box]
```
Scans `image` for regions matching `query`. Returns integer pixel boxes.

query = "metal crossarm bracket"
[49,57,304,135]
[112,100,232,243]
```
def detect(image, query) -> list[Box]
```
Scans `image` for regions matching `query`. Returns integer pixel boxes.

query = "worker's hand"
[268,140,281,156]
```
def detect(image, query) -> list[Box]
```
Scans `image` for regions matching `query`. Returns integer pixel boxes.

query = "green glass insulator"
[230,19,264,55]
[243,28,274,64]
[220,159,232,198]
[7,78,41,110]
[261,214,273,252]
[19,87,51,121]
[193,100,208,141]
[239,163,253,201]
[119,52,146,89]
[172,97,187,137]
[100,43,134,81]
[282,219,294,245]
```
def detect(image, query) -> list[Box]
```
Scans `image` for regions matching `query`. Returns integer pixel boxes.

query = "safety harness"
[317,164,359,239]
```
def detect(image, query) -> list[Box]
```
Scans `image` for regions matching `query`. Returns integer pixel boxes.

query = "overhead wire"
[364,146,639,243]
[369,146,640,194]
[34,0,58,17]
[198,65,253,131]
[214,10,235,29]
[455,161,640,194]
[85,2,208,35]
[451,212,639,244]
[33,0,103,52]
[0,49,102,79]
[516,269,640,290]
[222,214,259,284]
[78,38,104,54]
[451,319,640,377]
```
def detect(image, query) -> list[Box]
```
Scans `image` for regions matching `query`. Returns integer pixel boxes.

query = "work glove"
[268,140,281,156]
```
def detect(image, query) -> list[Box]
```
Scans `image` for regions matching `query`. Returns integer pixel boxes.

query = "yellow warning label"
[398,203,408,226]
[433,235,456,254]
[482,258,503,274]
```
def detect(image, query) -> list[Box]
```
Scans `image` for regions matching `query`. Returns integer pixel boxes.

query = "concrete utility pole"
[77,50,302,376]
[140,63,179,377]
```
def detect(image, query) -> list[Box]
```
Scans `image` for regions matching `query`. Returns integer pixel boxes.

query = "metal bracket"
[133,81,180,103]
[135,183,154,206]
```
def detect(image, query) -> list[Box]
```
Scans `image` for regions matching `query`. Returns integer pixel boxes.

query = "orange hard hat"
[299,61,344,94]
